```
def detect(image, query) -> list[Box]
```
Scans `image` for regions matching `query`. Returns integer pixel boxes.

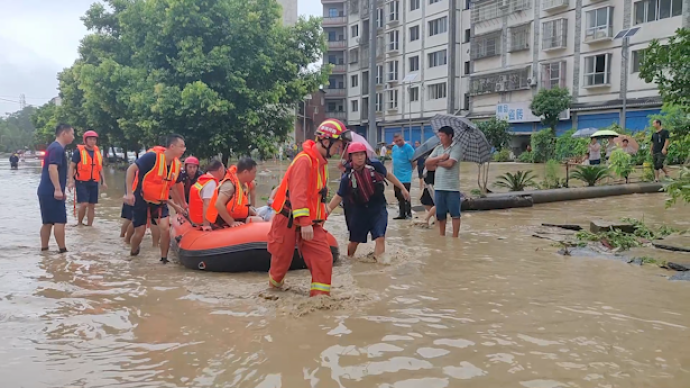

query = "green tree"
[639,28,690,108]
[530,129,555,163]
[477,117,511,150]
[530,87,572,135]
[555,129,588,161]
[0,106,38,152]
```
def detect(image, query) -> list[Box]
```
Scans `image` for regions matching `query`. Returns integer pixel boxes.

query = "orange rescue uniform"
[75,144,103,182]
[268,140,334,297]
[138,148,181,204]
[188,173,219,225]
[205,165,251,224]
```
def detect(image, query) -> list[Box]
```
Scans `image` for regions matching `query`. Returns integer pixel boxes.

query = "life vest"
[75,145,103,182]
[271,140,328,224]
[205,165,250,223]
[138,148,181,204]
[132,146,167,192]
[347,163,387,205]
[188,173,219,225]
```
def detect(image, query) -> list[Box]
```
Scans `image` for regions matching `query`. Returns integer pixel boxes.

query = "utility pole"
[368,0,377,145]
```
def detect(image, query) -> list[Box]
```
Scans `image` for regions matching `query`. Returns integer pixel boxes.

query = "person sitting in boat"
[206,157,263,228]
[188,160,226,231]
[255,186,279,222]
[179,156,203,203]
[326,142,410,263]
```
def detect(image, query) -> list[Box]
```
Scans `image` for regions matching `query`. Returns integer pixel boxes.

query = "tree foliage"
[32,0,329,159]
[0,106,38,152]
[609,149,634,183]
[663,166,690,207]
[493,170,538,191]
[530,129,556,163]
[570,165,610,187]
[554,129,588,161]
[530,87,572,134]
[639,28,690,108]
[477,117,511,150]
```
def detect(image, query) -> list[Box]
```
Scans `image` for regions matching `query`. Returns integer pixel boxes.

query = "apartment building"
[277,0,299,25]
[322,0,465,144]
[464,0,688,142]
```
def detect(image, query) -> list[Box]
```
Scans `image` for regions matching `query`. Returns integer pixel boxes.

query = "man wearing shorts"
[37,124,75,252]
[425,126,462,238]
[68,130,108,226]
[651,119,670,181]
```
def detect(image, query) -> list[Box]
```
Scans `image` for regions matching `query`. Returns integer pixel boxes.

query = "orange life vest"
[132,146,167,192]
[75,144,103,182]
[271,140,329,224]
[138,148,181,204]
[205,165,250,223]
[188,173,218,225]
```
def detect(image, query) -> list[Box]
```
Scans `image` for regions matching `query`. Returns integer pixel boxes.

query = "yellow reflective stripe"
[192,181,205,190]
[293,208,310,218]
[310,282,331,292]
[269,275,284,287]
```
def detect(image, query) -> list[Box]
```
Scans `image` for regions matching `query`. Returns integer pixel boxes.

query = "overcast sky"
[0,0,322,116]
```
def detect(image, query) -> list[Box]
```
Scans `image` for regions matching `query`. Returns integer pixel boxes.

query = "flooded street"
[1,158,689,388]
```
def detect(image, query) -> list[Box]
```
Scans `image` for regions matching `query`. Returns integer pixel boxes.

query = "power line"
[0,97,20,103]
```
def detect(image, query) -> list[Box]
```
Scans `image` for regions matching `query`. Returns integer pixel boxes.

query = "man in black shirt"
[651,119,670,181]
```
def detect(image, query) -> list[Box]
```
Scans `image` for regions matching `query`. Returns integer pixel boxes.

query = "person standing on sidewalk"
[37,124,75,253]
[391,133,415,219]
[68,130,108,226]
[651,119,671,181]
[425,126,462,238]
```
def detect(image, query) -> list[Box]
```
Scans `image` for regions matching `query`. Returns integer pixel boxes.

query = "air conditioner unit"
[495,83,505,92]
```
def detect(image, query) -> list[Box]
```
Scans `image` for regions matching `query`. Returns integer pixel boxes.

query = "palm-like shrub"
[493,170,538,191]
[570,165,610,187]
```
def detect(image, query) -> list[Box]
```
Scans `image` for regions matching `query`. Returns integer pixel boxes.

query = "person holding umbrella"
[425,126,462,238]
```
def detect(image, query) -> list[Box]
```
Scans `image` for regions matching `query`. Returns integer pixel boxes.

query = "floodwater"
[1,157,690,388]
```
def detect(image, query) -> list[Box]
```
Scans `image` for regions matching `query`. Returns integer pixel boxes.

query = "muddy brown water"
[1,158,690,388]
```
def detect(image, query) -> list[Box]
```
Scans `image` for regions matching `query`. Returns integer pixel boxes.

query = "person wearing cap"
[68,129,108,226]
[326,142,409,263]
[267,118,351,297]
[179,156,203,203]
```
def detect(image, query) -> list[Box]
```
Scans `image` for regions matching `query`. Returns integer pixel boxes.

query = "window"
[328,31,337,41]
[465,0,471,9]
[387,89,399,109]
[464,94,470,110]
[410,87,419,102]
[351,74,359,88]
[351,99,359,112]
[388,30,399,51]
[362,97,369,118]
[411,0,420,11]
[427,82,447,99]
[328,102,337,112]
[509,24,530,52]
[349,48,359,64]
[328,55,337,64]
[428,17,448,36]
[351,25,359,38]
[464,29,471,43]
[464,61,471,75]
[430,0,442,3]
[469,67,531,95]
[388,1,399,22]
[541,61,566,89]
[635,0,683,24]
[329,8,339,17]
[428,49,448,67]
[376,8,385,28]
[542,18,568,50]
[586,7,613,41]
[388,60,399,81]
[471,32,501,59]
[362,71,369,92]
[376,93,383,112]
[584,53,613,86]
[350,0,359,14]
[376,65,384,84]
[409,56,420,72]
[410,25,420,41]
[632,49,646,73]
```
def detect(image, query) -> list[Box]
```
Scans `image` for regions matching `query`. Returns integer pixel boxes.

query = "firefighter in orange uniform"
[268,119,351,297]
[206,157,263,228]
[67,130,108,226]
[124,135,187,263]
[188,160,226,231]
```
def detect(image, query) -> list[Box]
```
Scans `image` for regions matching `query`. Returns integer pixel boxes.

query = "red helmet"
[83,130,98,143]
[184,156,200,166]
[347,142,367,154]
[315,119,351,142]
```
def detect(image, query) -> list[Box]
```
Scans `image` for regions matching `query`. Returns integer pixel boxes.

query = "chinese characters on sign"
[496,102,569,123]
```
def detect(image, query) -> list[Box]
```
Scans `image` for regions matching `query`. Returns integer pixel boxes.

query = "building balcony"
[322,0,345,3]
[323,16,347,27]
[387,17,400,27]
[325,111,347,120]
[331,64,347,73]
[585,26,613,43]
[542,0,568,11]
[324,88,347,98]
[327,40,347,50]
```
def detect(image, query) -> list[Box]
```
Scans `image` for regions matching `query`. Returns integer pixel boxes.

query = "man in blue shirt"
[391,133,415,219]
[37,124,75,253]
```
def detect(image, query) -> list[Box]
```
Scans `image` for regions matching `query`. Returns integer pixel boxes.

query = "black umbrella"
[430,114,492,164]
[412,135,440,162]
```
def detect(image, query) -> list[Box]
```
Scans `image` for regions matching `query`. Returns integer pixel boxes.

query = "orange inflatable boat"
[171,214,340,272]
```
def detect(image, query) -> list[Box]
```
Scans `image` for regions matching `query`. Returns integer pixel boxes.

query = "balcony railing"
[325,111,347,120]
[327,40,348,50]
[542,0,568,11]
[472,0,532,24]
[332,64,347,73]
[323,16,347,26]
[585,25,613,43]
[324,88,347,97]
